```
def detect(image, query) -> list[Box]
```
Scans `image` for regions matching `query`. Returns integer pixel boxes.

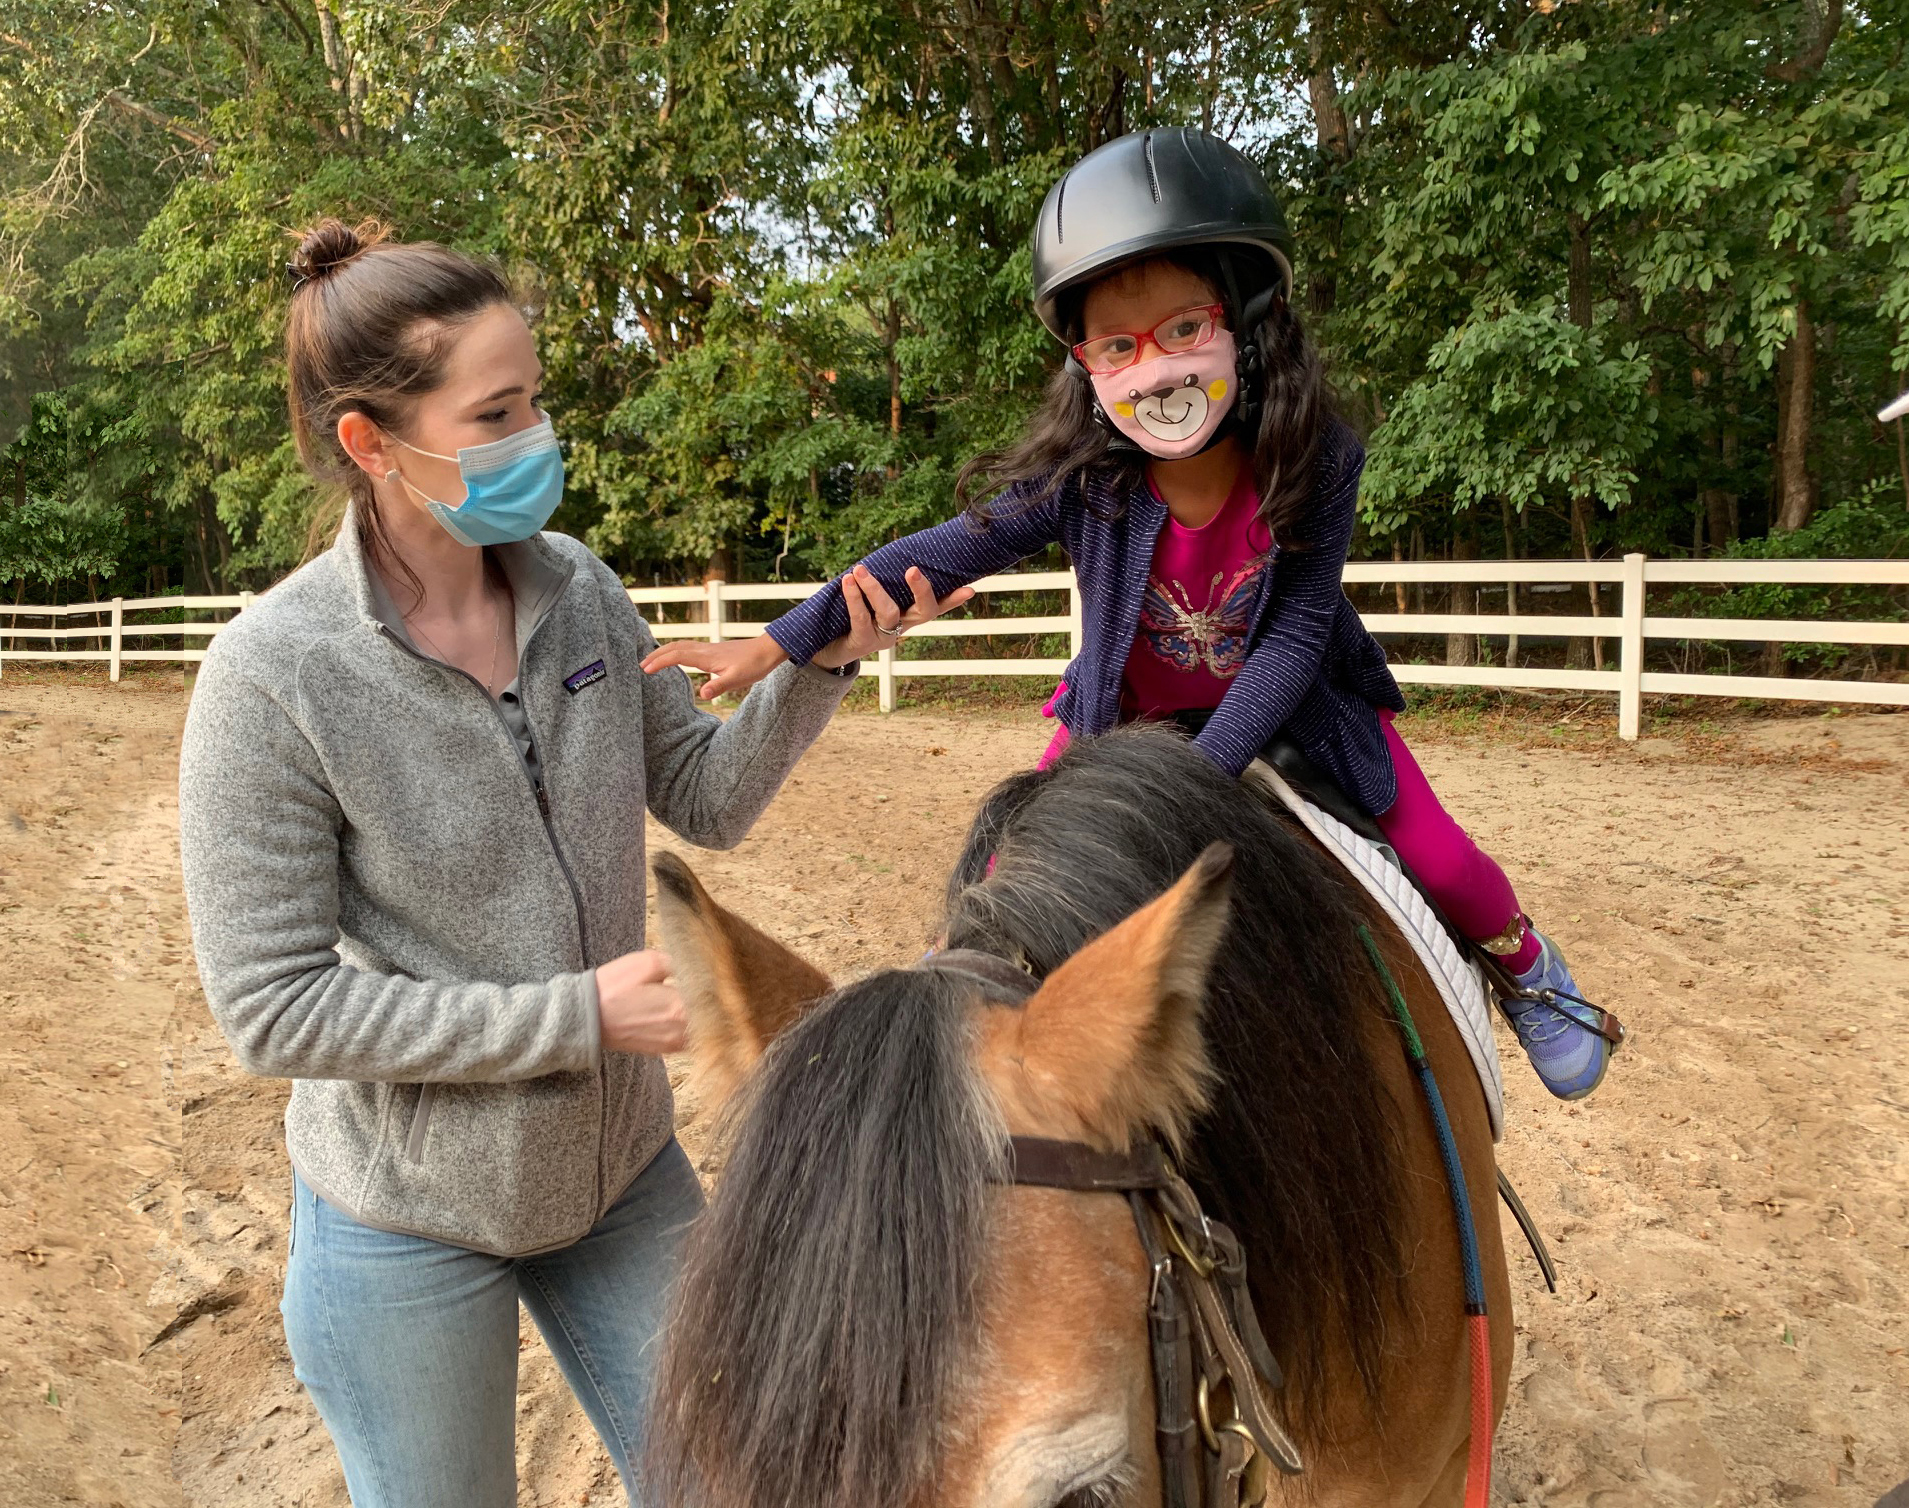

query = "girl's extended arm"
[643,490,1065,697]
[767,493,1065,663]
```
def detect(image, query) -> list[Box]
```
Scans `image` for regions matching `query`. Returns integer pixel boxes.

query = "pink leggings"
[1372,711,1536,966]
[1036,705,1537,969]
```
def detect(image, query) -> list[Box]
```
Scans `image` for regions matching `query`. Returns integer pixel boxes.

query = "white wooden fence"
[2,556,1904,741]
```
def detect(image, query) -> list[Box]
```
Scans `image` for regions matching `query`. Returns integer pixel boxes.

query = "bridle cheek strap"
[1001,1135,1303,1505]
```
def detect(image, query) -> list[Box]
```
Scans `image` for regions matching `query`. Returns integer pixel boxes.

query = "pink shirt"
[1120,465,1273,719]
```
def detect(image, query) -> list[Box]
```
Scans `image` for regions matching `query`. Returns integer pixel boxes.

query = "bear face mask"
[1088,328,1239,459]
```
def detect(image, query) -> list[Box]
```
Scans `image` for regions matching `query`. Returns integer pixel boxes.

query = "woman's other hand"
[810,564,976,670]
[595,950,688,1056]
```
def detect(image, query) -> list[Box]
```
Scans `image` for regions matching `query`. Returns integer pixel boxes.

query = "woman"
[176,218,966,1507]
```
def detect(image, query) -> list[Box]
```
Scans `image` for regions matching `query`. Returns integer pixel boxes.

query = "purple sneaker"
[1503,930,1611,1101]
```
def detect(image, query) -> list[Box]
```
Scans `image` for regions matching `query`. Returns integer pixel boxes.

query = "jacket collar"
[334,503,575,652]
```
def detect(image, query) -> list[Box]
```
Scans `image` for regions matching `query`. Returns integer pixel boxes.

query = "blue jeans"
[281,1138,704,1507]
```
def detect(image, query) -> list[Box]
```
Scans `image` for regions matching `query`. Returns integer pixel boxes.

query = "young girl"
[645,129,1613,1101]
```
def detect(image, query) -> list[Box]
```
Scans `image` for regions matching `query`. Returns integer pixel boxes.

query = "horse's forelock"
[647,970,1004,1508]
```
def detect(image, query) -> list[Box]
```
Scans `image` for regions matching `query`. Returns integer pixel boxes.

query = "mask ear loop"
[380,429,462,511]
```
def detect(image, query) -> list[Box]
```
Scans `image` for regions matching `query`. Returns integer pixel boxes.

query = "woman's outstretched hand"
[641,564,975,700]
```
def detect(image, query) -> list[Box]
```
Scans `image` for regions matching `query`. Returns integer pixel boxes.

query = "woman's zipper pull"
[536,785,552,819]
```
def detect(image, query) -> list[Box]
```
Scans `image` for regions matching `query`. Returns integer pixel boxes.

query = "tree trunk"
[1445,532,1477,668]
[1896,416,1909,514]
[690,544,731,625]
[1411,525,1426,615]
[1391,535,1407,614]
[1500,496,1519,669]
[886,298,902,482]
[1561,211,1604,668]
[194,503,214,596]
[1566,212,1593,330]
[1773,300,1816,532]
[1570,495,1604,672]
[1305,22,1350,319]
[1700,488,1733,554]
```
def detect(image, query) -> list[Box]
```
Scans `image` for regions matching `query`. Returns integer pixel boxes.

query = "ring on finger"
[875,621,904,638]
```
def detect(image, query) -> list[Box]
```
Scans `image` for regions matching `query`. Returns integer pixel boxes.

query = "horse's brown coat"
[657,837,1511,1507]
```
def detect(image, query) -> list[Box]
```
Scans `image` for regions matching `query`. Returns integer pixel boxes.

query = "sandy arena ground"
[0,675,1904,1506]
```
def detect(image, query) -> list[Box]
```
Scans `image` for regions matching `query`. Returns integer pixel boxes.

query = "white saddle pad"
[1242,761,1505,1141]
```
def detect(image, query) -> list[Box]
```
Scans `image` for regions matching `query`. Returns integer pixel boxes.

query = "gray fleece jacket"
[178,513,851,1255]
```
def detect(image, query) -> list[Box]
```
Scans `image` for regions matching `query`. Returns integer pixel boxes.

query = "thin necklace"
[407,579,508,696]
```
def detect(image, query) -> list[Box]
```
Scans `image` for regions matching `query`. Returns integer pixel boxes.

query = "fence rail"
[3,557,1903,740]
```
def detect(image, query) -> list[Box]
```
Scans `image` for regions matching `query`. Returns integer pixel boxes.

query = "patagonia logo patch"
[563,659,607,694]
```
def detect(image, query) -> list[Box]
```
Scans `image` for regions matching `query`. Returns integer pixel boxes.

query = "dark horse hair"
[953,246,1337,550]
[943,728,1407,1424]
[648,969,1006,1508]
[649,728,1405,1508]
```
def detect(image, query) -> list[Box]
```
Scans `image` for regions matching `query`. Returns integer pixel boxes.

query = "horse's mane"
[649,728,1406,1506]
[647,968,1005,1508]
[942,727,1407,1430]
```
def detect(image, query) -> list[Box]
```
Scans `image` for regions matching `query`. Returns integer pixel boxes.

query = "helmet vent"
[1055,176,1066,242]
[1143,132,1161,202]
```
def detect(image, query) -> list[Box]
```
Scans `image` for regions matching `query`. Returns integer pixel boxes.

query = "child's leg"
[1372,711,1609,1100]
[1372,712,1541,973]
[1036,681,1071,770]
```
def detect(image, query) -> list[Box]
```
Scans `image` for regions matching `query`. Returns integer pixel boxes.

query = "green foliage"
[1362,301,1656,530]
[1676,484,1909,669]
[2,0,1907,606]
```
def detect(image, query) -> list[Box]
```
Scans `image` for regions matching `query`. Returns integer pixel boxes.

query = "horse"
[646,727,1513,1508]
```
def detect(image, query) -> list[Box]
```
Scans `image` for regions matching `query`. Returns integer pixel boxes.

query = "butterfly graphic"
[1136,558,1266,678]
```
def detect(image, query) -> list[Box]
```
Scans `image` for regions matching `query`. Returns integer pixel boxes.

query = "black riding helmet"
[1031,128,1294,344]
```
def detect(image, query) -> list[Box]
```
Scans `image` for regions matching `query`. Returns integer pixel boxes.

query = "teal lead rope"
[1356,922,1495,1506]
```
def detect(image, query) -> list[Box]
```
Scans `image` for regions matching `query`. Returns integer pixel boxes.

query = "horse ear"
[653,852,833,1113]
[1012,843,1233,1150]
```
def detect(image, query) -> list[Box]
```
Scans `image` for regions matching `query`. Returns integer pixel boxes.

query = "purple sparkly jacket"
[767,419,1407,815]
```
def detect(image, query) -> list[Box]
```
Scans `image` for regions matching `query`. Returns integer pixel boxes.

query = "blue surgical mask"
[388,416,564,547]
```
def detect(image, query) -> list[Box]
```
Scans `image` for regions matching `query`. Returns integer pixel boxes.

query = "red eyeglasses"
[1071,304,1226,375]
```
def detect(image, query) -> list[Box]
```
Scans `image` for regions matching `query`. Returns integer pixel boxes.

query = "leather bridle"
[922,950,1302,1506]
[1003,1135,1302,1508]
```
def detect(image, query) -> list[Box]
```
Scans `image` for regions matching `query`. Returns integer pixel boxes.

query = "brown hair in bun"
[287,216,386,287]
[285,216,517,598]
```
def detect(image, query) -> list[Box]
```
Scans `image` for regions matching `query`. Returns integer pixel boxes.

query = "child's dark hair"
[954,248,1335,547]
[285,217,523,604]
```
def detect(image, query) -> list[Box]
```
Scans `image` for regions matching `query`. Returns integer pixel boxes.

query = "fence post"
[878,646,896,712]
[1068,573,1084,659]
[109,598,124,683]
[1618,552,1647,741]
[705,578,726,645]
